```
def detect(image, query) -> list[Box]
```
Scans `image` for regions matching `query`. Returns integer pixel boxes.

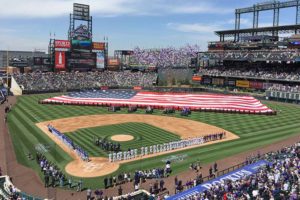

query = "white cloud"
[258,22,273,27]
[166,22,222,49]
[170,4,232,14]
[227,18,251,26]
[167,23,221,34]
[0,0,136,18]
[227,18,274,28]
[0,0,232,18]
[0,34,48,51]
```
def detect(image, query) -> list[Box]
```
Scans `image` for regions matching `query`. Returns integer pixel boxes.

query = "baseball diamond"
[35,114,237,177]
[5,93,300,191]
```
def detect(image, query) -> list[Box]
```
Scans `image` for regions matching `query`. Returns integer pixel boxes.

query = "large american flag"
[42,90,273,113]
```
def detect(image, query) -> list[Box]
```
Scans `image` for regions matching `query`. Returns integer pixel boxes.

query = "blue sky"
[0,0,297,55]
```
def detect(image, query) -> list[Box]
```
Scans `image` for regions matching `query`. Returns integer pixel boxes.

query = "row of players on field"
[95,138,121,152]
[101,132,226,162]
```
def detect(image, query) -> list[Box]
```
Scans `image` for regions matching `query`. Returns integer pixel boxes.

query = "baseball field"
[7,93,300,189]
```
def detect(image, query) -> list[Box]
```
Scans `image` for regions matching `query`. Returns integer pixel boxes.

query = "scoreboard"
[66,52,96,69]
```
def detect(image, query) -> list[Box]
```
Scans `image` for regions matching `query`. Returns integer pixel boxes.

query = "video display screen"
[72,40,92,52]
[66,52,96,68]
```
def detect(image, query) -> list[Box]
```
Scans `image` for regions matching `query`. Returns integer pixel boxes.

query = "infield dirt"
[111,134,134,142]
[36,114,239,177]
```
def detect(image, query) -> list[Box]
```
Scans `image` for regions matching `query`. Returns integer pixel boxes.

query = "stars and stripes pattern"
[42,90,273,113]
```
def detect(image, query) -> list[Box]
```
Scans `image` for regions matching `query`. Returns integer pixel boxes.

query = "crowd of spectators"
[224,50,298,61]
[0,78,6,104]
[202,49,299,62]
[179,141,300,200]
[0,175,20,200]
[131,45,199,68]
[268,84,300,93]
[13,71,157,91]
[198,67,300,81]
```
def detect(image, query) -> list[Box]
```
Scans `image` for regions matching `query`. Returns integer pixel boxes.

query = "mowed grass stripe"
[11,105,69,164]
[65,122,180,156]
[7,94,300,189]
[68,130,111,157]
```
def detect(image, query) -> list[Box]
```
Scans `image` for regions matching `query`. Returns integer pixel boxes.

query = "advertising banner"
[108,59,120,66]
[101,86,109,90]
[203,77,211,84]
[192,75,202,82]
[236,80,250,88]
[54,40,71,48]
[92,42,105,50]
[212,78,224,86]
[133,86,142,90]
[96,51,105,68]
[55,52,66,69]
[167,160,270,200]
[250,81,263,89]
[227,80,236,86]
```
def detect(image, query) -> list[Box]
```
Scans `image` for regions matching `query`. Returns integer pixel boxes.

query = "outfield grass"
[65,123,180,157]
[7,93,300,189]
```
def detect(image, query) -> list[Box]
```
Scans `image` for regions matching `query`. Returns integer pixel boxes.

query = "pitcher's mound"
[111,134,134,142]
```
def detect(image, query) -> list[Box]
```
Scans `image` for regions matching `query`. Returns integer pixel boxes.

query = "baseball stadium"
[1,1,300,200]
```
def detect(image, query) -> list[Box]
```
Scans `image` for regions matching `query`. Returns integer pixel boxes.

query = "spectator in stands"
[173,141,300,200]
[14,71,158,92]
[132,45,199,68]
[198,67,300,82]
[268,84,300,93]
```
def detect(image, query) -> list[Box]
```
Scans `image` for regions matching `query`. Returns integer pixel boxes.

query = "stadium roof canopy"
[215,25,300,38]
[214,0,300,41]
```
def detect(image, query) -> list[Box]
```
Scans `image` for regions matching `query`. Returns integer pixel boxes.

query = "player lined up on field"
[108,132,226,162]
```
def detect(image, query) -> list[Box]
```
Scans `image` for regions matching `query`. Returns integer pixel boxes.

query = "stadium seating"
[14,71,157,92]
[131,45,199,68]
[0,176,20,199]
[168,142,300,199]
[198,68,300,82]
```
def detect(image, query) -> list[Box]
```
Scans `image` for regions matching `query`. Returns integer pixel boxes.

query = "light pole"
[105,36,109,69]
[6,49,9,86]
